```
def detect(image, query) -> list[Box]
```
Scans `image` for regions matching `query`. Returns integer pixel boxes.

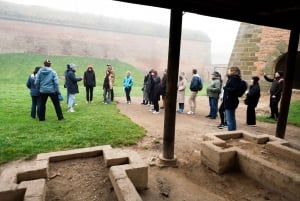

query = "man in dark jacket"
[66,63,82,112]
[264,71,284,120]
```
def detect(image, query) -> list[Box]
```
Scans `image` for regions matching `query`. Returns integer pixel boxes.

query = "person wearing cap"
[83,65,96,103]
[35,59,64,121]
[66,63,82,112]
[263,70,284,120]
[205,71,222,119]
[244,76,261,126]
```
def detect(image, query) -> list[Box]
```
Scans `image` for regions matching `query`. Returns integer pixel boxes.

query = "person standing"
[245,76,261,126]
[66,63,82,112]
[35,59,64,121]
[102,66,114,104]
[83,65,96,103]
[223,66,242,131]
[123,70,134,104]
[106,64,115,102]
[176,71,187,113]
[206,71,222,119]
[64,64,71,104]
[26,66,41,119]
[187,69,202,115]
[263,71,284,120]
[160,69,167,109]
[141,69,152,105]
[149,70,161,114]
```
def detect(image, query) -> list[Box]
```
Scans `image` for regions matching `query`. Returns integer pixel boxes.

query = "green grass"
[0,53,147,164]
[257,100,300,127]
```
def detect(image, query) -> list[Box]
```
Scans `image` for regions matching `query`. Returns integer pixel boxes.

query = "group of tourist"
[27,60,284,128]
[26,59,134,121]
[171,66,284,131]
[148,66,282,131]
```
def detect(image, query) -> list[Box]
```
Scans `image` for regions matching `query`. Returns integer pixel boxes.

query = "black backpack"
[237,79,248,97]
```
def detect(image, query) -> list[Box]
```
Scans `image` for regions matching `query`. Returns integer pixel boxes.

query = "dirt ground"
[2,95,300,201]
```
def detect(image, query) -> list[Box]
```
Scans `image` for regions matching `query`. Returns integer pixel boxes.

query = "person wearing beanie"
[35,59,64,121]
[264,70,284,120]
[66,63,82,112]
[244,76,261,126]
[205,71,222,119]
[83,65,96,103]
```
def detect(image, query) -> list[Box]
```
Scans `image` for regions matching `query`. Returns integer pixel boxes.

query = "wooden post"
[158,8,182,166]
[276,29,299,138]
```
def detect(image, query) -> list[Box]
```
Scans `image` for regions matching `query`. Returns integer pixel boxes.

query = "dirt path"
[2,95,299,201]
[115,95,299,201]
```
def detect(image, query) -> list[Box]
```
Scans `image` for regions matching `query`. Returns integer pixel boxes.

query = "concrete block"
[18,179,46,201]
[201,141,237,174]
[103,149,129,167]
[36,145,112,162]
[110,176,143,201]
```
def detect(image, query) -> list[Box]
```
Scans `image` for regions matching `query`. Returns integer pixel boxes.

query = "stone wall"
[228,23,291,92]
[0,19,211,79]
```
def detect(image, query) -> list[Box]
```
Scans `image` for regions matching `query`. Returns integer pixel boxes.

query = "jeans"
[103,88,111,103]
[225,109,236,131]
[208,97,218,118]
[68,94,76,109]
[31,95,40,119]
[124,87,131,102]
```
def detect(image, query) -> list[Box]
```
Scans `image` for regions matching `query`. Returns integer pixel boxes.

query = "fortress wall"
[0,19,211,79]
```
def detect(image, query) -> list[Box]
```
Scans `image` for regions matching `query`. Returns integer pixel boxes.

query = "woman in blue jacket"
[123,71,134,104]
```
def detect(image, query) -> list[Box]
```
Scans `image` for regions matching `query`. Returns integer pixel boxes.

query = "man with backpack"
[187,68,203,115]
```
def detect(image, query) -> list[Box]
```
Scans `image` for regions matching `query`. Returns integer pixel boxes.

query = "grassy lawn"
[0,53,147,164]
[257,100,300,127]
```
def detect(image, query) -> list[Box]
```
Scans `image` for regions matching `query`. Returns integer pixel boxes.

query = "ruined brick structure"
[228,22,300,92]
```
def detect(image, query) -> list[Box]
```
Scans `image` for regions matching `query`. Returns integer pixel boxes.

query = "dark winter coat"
[150,76,161,102]
[66,70,82,94]
[245,83,260,107]
[223,75,241,110]
[264,75,283,102]
[84,70,96,87]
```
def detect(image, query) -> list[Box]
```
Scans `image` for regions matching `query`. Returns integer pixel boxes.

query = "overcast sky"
[3,0,240,64]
